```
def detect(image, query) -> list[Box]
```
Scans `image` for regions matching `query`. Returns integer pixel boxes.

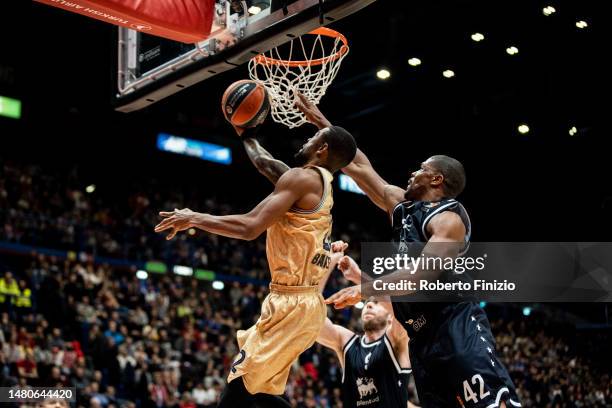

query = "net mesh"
[248,29,349,128]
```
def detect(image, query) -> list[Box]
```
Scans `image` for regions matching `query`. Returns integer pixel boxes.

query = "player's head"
[361,298,392,332]
[404,155,466,200]
[294,126,357,172]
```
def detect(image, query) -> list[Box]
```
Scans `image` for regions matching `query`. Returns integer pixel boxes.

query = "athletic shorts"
[227,283,326,395]
[409,302,521,408]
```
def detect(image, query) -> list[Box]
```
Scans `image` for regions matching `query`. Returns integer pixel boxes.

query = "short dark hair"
[322,126,357,170]
[428,155,466,197]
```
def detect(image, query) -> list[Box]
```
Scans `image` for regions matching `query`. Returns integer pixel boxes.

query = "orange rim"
[252,27,348,67]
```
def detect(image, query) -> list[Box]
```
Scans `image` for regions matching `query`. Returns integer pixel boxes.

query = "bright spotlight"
[136,270,148,280]
[569,126,578,136]
[376,69,391,80]
[518,124,530,134]
[408,58,422,67]
[576,20,588,29]
[85,184,96,194]
[506,46,519,55]
[542,6,556,16]
[522,307,532,316]
[355,301,365,309]
[188,228,196,236]
[212,280,225,290]
[479,301,487,308]
[442,69,455,78]
[471,33,485,42]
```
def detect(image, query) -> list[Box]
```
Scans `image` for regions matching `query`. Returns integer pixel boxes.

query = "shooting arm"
[242,136,290,185]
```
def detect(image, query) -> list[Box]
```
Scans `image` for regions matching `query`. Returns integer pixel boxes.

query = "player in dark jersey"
[318,255,418,408]
[296,94,520,408]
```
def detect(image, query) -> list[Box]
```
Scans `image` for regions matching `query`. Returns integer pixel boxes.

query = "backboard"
[114,0,376,113]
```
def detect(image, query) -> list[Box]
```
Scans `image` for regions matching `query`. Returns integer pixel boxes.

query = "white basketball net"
[248,28,349,128]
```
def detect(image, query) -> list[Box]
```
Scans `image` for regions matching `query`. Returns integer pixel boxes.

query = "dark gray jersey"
[341,334,411,407]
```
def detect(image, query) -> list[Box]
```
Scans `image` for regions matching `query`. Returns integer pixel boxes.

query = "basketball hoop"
[248,27,349,128]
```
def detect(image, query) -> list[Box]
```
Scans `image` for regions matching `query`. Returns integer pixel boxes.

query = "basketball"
[221,80,270,128]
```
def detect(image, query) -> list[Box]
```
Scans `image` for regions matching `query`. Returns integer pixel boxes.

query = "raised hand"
[328,240,348,269]
[325,284,362,309]
[294,92,332,129]
[338,255,361,284]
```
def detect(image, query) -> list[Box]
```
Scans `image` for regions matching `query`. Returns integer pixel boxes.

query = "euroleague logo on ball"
[222,80,269,128]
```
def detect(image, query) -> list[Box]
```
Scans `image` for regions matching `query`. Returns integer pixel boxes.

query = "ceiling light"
[471,33,485,42]
[576,20,588,29]
[506,46,519,55]
[376,69,391,80]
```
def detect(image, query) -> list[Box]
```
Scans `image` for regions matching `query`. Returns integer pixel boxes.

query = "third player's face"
[361,300,389,331]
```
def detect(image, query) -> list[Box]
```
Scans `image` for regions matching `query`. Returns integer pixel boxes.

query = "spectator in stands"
[104,321,124,346]
[14,279,32,315]
[0,271,19,312]
[1,161,610,407]
[16,349,38,382]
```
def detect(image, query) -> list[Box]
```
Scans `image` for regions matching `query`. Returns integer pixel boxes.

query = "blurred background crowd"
[1,160,610,408]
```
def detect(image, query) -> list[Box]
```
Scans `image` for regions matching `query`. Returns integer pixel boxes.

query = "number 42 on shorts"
[461,374,490,405]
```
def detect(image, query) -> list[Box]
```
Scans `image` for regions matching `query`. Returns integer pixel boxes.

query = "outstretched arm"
[294,93,404,213]
[237,126,290,185]
[344,149,406,213]
[154,168,312,241]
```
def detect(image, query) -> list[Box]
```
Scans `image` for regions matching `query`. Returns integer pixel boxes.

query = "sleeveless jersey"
[265,165,334,286]
[342,334,411,407]
[390,198,472,338]
[227,166,333,394]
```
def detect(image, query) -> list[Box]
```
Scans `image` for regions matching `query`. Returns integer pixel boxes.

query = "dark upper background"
[1,0,610,241]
